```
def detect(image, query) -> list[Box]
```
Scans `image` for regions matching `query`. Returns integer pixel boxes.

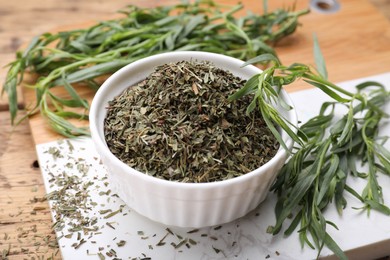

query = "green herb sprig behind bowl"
[2,1,308,136]
[89,51,298,228]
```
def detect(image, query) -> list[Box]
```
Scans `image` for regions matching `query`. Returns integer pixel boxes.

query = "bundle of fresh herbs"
[2,1,308,136]
[228,38,390,259]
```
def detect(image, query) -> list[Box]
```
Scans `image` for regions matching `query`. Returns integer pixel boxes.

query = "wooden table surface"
[1,0,390,259]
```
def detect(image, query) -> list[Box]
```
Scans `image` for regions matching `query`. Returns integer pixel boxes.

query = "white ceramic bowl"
[90,51,297,228]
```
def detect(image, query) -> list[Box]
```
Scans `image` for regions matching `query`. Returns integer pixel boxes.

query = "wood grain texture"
[0,111,59,259]
[0,0,389,259]
[370,0,390,18]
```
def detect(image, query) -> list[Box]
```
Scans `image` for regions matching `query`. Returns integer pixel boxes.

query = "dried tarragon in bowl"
[104,60,279,183]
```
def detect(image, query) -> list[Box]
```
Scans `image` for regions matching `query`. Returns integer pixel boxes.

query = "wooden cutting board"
[20,0,390,145]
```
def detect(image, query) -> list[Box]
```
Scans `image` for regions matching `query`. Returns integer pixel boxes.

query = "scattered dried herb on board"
[39,139,233,259]
[104,60,279,183]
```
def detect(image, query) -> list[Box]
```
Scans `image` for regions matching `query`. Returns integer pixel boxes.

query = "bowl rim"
[90,51,297,189]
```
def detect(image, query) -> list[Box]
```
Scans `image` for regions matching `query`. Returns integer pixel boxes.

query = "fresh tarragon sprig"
[229,37,390,259]
[2,1,308,137]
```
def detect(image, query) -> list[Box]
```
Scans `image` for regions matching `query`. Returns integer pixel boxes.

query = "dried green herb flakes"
[104,60,279,183]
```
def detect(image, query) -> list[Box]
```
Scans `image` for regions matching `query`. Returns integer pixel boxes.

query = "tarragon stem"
[230,40,390,259]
